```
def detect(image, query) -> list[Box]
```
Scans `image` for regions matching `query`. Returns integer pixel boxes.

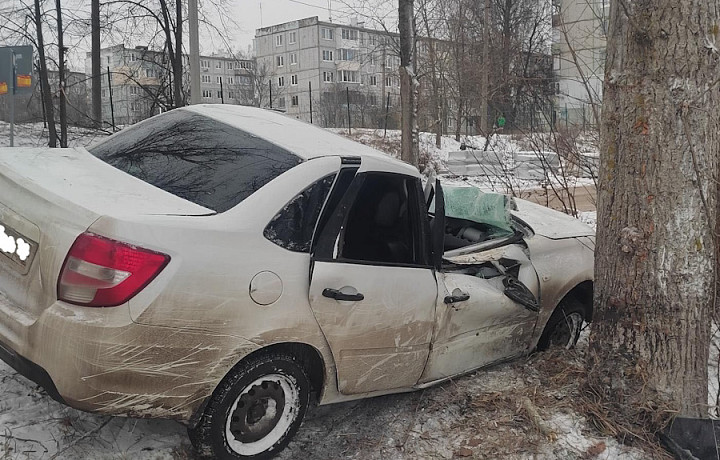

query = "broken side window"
[264,174,336,253]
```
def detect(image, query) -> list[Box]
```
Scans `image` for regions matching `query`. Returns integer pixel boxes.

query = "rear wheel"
[537,299,585,351]
[189,353,310,459]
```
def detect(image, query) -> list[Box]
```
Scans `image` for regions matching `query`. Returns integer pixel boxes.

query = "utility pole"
[480,0,490,133]
[189,0,201,104]
[56,0,67,147]
[91,0,101,127]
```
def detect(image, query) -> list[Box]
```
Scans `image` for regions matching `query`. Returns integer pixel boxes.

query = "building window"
[228,91,235,98]
[216,76,222,84]
[339,70,358,83]
[101,89,106,98]
[217,90,222,98]
[341,28,358,40]
[276,55,284,67]
[129,86,139,95]
[369,94,378,106]
[386,76,392,87]
[321,27,334,40]
[291,95,299,106]
[339,49,356,61]
[202,75,211,83]
[369,53,376,65]
[369,75,377,86]
[130,52,137,62]
[202,89,212,98]
[201,59,209,68]
[227,62,233,69]
[290,53,298,65]
[278,97,286,108]
[291,75,298,85]
[236,61,252,69]
[369,35,377,46]
[323,71,334,82]
[278,76,285,87]
[289,31,297,44]
[322,50,333,61]
[276,34,283,46]
[215,61,222,69]
[227,77,234,84]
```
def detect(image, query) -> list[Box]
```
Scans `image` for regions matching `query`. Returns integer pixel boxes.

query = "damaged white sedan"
[0,105,594,459]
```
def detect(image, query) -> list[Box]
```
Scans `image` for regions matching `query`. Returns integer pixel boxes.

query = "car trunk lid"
[0,147,210,319]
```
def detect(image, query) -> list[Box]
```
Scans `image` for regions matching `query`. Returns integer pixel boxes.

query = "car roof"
[184,104,419,176]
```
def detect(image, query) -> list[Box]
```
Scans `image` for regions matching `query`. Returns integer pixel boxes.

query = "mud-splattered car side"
[0,105,593,459]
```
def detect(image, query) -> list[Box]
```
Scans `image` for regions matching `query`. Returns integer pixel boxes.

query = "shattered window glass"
[89,110,302,213]
[264,174,336,252]
[442,186,516,238]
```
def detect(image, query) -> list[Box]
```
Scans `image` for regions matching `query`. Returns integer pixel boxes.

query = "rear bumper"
[0,338,66,404]
[0,298,258,422]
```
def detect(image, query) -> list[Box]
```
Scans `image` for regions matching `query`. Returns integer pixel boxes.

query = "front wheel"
[537,299,585,351]
[189,353,310,459]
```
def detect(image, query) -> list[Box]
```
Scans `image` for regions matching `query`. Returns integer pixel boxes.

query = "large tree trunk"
[91,0,101,128]
[399,0,419,166]
[34,0,57,147]
[587,0,719,424]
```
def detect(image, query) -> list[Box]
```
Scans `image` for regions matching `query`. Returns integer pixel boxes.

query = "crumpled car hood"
[511,198,595,239]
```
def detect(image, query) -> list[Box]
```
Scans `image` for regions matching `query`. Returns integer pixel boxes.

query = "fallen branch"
[521,396,556,441]
[49,418,111,459]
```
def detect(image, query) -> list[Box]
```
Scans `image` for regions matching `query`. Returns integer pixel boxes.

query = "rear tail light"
[58,232,170,307]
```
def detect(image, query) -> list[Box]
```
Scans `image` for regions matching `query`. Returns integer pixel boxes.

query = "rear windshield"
[89,110,302,213]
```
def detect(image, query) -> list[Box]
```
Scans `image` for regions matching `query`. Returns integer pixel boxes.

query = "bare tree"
[587,0,719,430]
[33,0,57,147]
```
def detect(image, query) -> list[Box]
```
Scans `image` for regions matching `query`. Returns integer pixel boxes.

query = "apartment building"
[85,44,255,126]
[551,0,608,129]
[255,17,402,128]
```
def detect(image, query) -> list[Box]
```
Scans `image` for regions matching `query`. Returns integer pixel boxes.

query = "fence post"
[107,66,115,131]
[384,92,390,138]
[346,86,351,135]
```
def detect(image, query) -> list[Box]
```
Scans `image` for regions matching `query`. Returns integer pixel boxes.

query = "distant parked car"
[0,105,594,459]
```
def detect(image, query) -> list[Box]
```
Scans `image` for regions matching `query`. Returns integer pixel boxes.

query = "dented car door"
[308,171,437,395]
[419,183,541,383]
[420,243,540,383]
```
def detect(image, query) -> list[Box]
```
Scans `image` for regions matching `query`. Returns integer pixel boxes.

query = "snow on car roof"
[185,104,418,175]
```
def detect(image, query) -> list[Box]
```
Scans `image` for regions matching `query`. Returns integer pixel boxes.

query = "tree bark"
[34,0,57,147]
[399,0,419,166]
[91,0,101,128]
[587,0,719,425]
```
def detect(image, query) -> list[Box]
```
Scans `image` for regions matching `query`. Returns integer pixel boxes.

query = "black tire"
[537,298,586,351]
[188,353,310,460]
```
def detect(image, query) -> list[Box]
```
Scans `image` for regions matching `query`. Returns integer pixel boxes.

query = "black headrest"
[374,192,400,227]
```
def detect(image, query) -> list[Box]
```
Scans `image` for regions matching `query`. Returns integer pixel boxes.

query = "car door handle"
[444,291,470,304]
[322,288,365,302]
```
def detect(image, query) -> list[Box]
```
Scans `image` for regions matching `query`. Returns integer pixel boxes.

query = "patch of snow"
[579,211,597,230]
[0,361,188,459]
